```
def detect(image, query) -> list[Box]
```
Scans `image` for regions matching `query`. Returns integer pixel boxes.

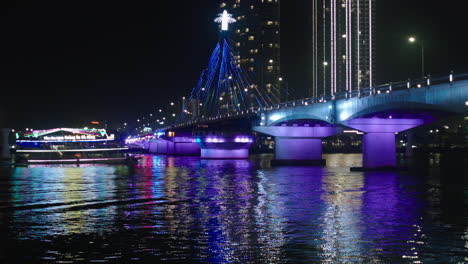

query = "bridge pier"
[344,118,426,170]
[362,132,397,169]
[149,136,200,156]
[0,128,11,163]
[254,126,340,166]
[196,135,253,159]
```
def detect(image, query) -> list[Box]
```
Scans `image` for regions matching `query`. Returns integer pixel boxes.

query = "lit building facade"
[218,0,282,103]
[312,0,376,97]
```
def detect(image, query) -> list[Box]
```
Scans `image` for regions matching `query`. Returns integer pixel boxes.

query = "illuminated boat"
[13,128,139,165]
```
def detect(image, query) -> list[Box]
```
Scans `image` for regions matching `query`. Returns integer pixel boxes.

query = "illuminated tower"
[312,0,376,97]
[218,0,282,101]
[177,9,278,124]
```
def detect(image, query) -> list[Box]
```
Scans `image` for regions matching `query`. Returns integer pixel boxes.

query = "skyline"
[1,1,467,129]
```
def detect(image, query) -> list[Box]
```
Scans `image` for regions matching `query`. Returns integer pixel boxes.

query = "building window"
[248,36,255,41]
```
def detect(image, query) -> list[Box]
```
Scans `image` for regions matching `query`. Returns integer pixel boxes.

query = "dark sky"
[1,1,467,129]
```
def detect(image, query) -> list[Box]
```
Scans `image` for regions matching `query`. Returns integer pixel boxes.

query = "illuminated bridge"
[130,10,467,170]
[141,72,467,170]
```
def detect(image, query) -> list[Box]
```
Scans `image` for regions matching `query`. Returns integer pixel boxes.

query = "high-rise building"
[218,0,282,104]
[312,0,375,98]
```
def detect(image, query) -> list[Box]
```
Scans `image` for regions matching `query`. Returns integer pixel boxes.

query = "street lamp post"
[278,77,286,101]
[408,36,425,78]
[323,61,328,97]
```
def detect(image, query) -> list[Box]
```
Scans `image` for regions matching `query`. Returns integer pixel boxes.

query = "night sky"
[1,1,467,129]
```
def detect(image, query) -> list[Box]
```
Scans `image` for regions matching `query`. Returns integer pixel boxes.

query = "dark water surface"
[0,154,466,263]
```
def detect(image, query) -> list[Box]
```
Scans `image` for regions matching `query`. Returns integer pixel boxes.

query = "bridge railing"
[265,71,467,112]
[162,72,467,130]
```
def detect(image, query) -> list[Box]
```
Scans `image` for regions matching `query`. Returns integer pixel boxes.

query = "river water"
[0,154,466,263]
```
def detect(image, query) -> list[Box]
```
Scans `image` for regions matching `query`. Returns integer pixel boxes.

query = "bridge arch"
[269,115,331,126]
[338,101,460,123]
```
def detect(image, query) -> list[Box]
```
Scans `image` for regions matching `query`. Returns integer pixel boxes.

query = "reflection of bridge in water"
[4,154,449,262]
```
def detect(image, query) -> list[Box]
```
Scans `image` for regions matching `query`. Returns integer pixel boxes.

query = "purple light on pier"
[149,137,200,156]
[253,126,340,165]
[344,117,430,169]
[276,138,323,160]
[196,135,253,159]
[205,137,226,143]
[234,136,253,143]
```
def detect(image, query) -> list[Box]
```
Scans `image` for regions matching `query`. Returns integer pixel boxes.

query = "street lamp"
[277,77,285,100]
[408,36,425,78]
[323,61,328,97]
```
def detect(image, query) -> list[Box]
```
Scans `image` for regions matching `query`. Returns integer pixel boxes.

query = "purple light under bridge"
[195,135,253,159]
[253,125,341,166]
[343,117,432,169]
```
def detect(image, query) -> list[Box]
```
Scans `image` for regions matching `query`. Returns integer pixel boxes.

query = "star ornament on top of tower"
[214,10,236,31]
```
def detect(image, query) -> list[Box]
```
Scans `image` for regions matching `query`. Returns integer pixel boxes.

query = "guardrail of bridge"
[158,72,467,132]
[263,71,465,112]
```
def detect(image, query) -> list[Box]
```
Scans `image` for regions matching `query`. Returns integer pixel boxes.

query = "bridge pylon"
[343,118,426,170]
[253,125,341,166]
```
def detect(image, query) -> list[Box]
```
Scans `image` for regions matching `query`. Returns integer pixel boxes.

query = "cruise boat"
[14,128,140,165]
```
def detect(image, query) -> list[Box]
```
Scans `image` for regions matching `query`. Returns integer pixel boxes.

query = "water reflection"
[8,166,118,238]
[0,154,466,263]
[320,168,365,262]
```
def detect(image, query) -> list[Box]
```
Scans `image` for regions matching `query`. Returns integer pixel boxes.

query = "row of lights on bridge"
[127,72,460,134]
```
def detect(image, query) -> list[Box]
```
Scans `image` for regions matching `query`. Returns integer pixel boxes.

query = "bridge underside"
[254,125,340,166]
[343,117,428,169]
[149,137,200,156]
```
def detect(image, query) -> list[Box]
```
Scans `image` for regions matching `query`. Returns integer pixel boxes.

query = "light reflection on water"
[0,154,466,263]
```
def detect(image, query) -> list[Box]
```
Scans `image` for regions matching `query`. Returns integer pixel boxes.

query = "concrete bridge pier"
[149,136,200,156]
[0,128,11,163]
[344,118,426,170]
[254,126,340,166]
[195,135,253,159]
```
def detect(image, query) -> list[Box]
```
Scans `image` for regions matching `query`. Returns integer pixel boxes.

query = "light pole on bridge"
[408,36,425,78]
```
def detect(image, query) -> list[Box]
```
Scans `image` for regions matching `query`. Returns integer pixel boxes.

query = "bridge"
[139,73,467,170]
[122,10,466,170]
[3,10,464,170]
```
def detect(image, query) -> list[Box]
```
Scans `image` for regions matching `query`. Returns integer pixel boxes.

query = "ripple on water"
[0,154,465,263]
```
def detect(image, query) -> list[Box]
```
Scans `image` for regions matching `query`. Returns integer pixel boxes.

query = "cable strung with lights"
[176,10,283,125]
